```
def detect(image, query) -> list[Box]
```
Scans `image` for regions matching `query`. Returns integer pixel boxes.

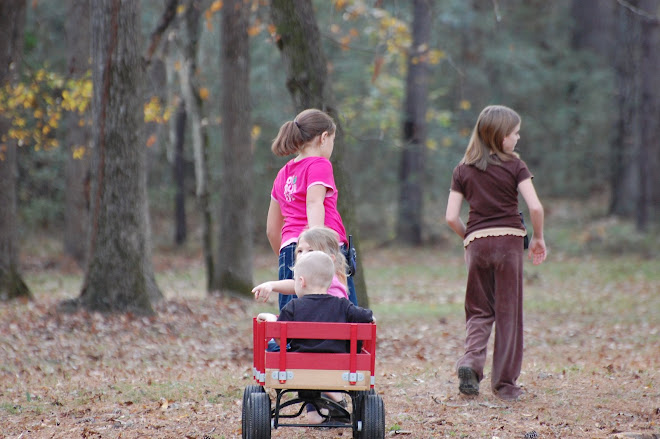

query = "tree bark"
[74,0,161,314]
[63,0,91,267]
[214,0,254,296]
[396,0,432,245]
[177,0,214,291]
[270,0,369,307]
[637,0,660,228]
[173,100,188,245]
[611,1,643,217]
[0,0,32,301]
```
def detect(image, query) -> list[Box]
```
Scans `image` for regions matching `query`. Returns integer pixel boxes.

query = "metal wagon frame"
[242,318,385,438]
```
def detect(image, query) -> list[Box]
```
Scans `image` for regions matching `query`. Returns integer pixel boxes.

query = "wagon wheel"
[351,389,376,439]
[361,394,385,439]
[248,392,271,439]
[242,385,265,439]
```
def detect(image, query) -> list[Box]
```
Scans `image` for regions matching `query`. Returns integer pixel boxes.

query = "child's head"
[297,227,348,284]
[293,251,335,296]
[271,109,336,157]
[463,105,521,170]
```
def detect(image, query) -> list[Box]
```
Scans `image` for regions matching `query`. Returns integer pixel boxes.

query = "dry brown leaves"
[1,250,659,439]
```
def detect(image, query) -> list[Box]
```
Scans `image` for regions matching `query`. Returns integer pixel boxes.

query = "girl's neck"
[295,144,322,161]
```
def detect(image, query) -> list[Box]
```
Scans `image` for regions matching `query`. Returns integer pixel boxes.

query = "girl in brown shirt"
[445,105,547,401]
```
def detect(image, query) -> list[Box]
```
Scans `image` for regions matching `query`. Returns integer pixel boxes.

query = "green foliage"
[12,0,634,239]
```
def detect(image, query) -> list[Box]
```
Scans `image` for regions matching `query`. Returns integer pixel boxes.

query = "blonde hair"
[297,227,348,285]
[462,105,521,171]
[293,251,335,293]
[271,109,336,157]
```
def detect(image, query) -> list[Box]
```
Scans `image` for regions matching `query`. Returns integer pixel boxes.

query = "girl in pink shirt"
[253,227,349,302]
[265,109,356,310]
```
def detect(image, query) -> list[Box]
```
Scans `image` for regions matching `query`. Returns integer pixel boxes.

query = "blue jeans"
[277,242,358,311]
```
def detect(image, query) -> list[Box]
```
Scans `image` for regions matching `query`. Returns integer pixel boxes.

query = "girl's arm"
[266,199,284,255]
[306,184,327,228]
[445,190,466,238]
[518,178,547,265]
[252,279,295,302]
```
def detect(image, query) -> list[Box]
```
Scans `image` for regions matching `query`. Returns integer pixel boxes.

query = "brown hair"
[271,109,336,157]
[461,105,520,171]
[297,227,347,285]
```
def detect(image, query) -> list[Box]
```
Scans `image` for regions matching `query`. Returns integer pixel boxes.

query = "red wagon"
[242,318,385,438]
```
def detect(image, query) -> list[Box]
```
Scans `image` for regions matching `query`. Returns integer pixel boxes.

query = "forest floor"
[1,242,659,439]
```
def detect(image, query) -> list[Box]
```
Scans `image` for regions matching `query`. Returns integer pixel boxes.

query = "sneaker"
[458,366,479,395]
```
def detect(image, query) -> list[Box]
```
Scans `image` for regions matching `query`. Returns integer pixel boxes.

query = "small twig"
[145,0,180,64]
[492,0,502,22]
[616,0,660,24]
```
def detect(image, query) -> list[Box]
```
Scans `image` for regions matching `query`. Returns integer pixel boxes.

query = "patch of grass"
[372,302,461,320]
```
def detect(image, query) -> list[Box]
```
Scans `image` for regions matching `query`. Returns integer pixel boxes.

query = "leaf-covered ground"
[1,247,659,439]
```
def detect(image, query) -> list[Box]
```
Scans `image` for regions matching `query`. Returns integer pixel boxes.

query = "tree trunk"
[0,0,32,301]
[611,1,643,217]
[75,0,161,314]
[177,0,214,291]
[214,0,253,296]
[396,0,432,245]
[637,0,660,228]
[270,0,369,307]
[173,100,188,245]
[63,0,91,266]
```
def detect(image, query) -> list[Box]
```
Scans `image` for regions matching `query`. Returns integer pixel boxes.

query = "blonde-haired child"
[253,226,349,302]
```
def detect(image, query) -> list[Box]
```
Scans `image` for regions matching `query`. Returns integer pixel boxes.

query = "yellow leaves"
[72,146,87,159]
[176,4,186,14]
[209,0,223,13]
[174,60,182,72]
[251,125,261,141]
[199,87,210,101]
[459,100,471,111]
[204,1,223,31]
[429,49,446,64]
[144,96,171,124]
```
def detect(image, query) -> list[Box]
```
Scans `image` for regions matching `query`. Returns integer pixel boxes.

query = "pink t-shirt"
[271,156,347,249]
[327,275,348,300]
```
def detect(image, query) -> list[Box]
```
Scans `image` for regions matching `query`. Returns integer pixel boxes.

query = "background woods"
[1,0,660,306]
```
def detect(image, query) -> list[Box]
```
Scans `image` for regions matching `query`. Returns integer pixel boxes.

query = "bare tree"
[63,0,91,266]
[74,0,161,313]
[270,0,368,307]
[214,0,254,295]
[637,0,660,229]
[176,0,215,291]
[0,0,31,301]
[396,0,432,245]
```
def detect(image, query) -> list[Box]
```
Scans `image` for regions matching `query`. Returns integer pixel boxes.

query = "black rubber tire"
[361,394,385,439]
[242,385,264,439]
[352,389,376,439]
[248,392,271,439]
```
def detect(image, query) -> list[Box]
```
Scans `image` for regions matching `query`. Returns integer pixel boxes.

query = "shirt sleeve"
[450,165,464,194]
[306,158,336,196]
[345,303,374,323]
[516,160,533,183]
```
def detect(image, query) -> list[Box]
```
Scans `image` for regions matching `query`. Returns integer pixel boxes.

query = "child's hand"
[528,237,547,265]
[371,315,377,324]
[252,282,274,302]
[257,312,277,322]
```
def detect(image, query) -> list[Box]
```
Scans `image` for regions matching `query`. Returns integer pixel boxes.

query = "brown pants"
[457,235,524,399]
